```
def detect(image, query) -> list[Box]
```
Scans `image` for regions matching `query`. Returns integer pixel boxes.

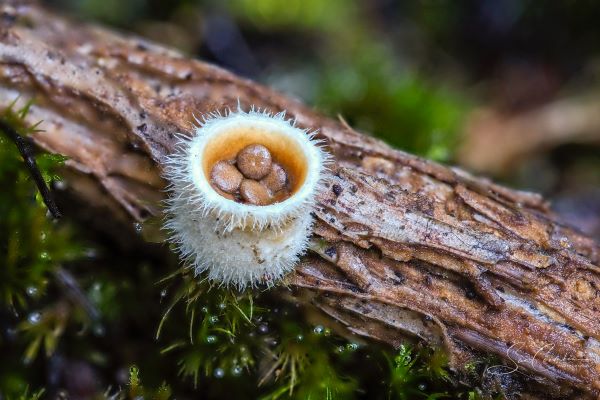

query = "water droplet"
[336,345,345,354]
[54,180,67,190]
[26,286,38,297]
[218,302,226,310]
[346,343,359,352]
[205,335,217,344]
[231,366,243,376]
[201,306,209,313]
[418,383,427,391]
[160,289,167,298]
[28,312,41,324]
[313,325,324,335]
[133,223,143,234]
[84,248,98,258]
[39,232,47,242]
[5,327,17,340]
[93,324,106,336]
[295,334,304,342]
[209,315,219,324]
[39,252,49,261]
[213,368,225,378]
[258,324,269,334]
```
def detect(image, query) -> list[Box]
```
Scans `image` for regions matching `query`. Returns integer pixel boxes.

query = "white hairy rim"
[163,108,329,288]
[166,109,327,231]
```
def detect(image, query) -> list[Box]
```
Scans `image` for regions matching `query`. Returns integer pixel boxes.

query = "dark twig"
[0,118,62,218]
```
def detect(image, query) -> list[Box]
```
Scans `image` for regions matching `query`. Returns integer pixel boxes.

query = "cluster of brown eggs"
[209,144,290,205]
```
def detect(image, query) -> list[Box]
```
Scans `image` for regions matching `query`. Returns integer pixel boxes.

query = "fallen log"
[1,2,599,398]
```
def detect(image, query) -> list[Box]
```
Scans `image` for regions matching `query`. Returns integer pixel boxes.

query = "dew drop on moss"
[213,368,225,378]
[5,327,17,341]
[94,324,106,336]
[258,323,269,334]
[54,180,67,191]
[205,335,217,344]
[84,248,98,258]
[28,312,41,324]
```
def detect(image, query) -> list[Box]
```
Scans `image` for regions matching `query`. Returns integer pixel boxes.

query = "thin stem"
[0,118,62,219]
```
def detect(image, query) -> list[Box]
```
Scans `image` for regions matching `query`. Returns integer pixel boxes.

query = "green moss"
[0,101,79,310]
[5,387,45,400]
[126,366,172,400]
[386,345,452,399]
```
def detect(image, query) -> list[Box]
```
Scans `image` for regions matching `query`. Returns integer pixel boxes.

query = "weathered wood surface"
[1,3,600,398]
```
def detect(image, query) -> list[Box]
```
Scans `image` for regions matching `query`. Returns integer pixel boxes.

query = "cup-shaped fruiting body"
[164,109,328,289]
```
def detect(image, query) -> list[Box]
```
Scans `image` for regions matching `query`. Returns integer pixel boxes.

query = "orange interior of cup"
[202,126,308,199]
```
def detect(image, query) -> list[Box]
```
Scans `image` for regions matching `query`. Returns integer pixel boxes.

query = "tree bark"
[1,3,600,398]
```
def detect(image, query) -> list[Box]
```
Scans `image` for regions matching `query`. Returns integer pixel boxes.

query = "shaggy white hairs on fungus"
[163,108,329,289]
